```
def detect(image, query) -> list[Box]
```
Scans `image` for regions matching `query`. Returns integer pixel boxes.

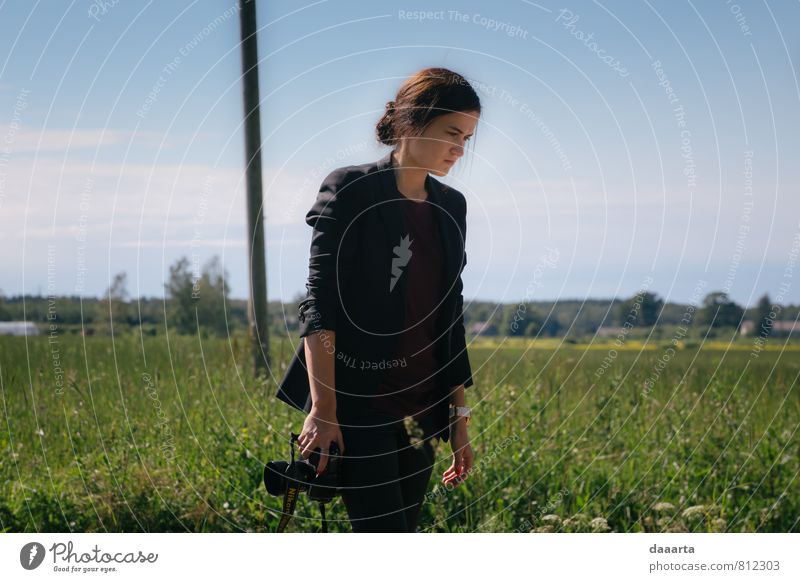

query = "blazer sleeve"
[297,167,359,338]
[448,192,474,388]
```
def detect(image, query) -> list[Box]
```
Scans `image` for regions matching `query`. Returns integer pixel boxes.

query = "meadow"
[1,333,797,533]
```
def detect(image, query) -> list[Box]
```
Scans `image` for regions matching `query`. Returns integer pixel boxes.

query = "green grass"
[1,333,797,532]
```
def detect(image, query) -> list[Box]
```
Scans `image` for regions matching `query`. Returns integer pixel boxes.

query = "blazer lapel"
[429,175,462,306]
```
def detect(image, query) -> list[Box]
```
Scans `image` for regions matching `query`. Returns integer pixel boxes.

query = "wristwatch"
[449,405,471,426]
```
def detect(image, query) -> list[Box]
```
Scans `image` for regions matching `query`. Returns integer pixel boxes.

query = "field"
[1,334,798,532]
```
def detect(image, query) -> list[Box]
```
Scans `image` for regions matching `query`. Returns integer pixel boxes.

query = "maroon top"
[371,196,445,421]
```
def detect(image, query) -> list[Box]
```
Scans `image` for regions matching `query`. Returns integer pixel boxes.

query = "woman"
[276,67,481,532]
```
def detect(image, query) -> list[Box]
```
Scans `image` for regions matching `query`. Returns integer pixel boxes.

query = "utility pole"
[238,0,270,376]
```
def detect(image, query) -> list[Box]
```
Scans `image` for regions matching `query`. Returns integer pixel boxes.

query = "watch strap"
[449,406,471,423]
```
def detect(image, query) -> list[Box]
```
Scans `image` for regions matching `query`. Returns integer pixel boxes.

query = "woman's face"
[399,110,479,176]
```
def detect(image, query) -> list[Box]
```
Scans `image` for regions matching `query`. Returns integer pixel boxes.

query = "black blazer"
[275,150,473,442]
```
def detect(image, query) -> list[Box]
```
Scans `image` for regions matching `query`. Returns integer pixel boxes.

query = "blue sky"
[1,0,798,309]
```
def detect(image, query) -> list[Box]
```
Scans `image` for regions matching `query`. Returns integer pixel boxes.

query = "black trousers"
[338,410,438,532]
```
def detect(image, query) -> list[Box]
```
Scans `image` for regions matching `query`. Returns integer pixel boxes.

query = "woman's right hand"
[298,406,345,476]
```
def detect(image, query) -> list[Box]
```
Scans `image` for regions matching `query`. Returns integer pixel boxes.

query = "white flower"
[711,518,727,532]
[681,505,707,519]
[542,514,561,524]
[571,513,590,524]
[35,428,44,437]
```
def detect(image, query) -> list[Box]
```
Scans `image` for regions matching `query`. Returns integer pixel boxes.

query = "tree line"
[481,291,798,340]
[0,258,797,340]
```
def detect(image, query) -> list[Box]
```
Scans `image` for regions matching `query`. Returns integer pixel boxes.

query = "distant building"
[0,321,40,336]
[596,326,625,338]
[470,321,495,336]
[773,320,800,334]
[740,319,800,336]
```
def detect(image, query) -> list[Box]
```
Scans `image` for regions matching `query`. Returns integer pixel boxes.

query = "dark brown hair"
[376,67,481,147]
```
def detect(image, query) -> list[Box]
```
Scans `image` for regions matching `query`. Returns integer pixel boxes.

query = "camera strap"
[276,484,300,532]
[275,432,330,533]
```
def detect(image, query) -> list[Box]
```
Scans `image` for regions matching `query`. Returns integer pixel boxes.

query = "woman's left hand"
[442,420,474,487]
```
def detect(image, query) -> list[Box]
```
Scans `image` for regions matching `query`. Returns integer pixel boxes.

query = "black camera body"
[264,433,341,511]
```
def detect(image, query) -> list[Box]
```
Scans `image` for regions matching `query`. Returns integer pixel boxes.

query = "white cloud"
[0,125,125,152]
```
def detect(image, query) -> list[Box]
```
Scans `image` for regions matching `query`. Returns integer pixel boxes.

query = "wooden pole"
[238,0,270,377]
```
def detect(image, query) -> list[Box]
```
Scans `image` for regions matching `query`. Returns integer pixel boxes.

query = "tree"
[165,255,232,336]
[95,272,130,335]
[0,288,8,320]
[165,257,197,335]
[502,304,541,337]
[754,293,774,339]
[194,255,232,337]
[540,317,561,337]
[616,291,663,327]
[699,291,744,330]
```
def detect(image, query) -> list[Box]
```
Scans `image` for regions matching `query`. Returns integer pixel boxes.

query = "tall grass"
[1,334,797,532]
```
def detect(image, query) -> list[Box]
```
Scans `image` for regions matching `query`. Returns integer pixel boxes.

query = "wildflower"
[653,502,675,512]
[403,416,425,449]
[35,428,45,437]
[590,517,610,532]
[665,521,689,533]
[656,516,674,529]
[570,512,590,524]
[681,505,707,519]
[710,518,727,532]
[223,501,230,509]
[541,514,561,525]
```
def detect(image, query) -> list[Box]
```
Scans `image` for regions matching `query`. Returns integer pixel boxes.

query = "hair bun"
[375,67,481,148]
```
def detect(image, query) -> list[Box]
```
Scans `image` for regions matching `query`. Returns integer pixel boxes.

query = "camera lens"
[264,461,290,496]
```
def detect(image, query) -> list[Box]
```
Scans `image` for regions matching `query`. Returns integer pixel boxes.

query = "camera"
[263,432,341,531]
